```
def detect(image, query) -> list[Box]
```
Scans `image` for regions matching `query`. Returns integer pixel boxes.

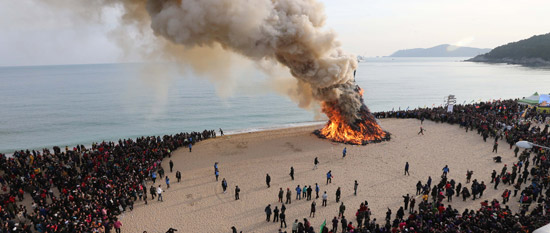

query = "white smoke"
[46,0,364,124]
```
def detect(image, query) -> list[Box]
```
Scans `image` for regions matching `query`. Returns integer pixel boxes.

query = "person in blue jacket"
[342,147,347,158]
[315,183,320,199]
[326,170,332,185]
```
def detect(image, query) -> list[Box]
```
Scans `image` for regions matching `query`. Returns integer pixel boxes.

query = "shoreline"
[0,121,327,156]
[466,56,550,68]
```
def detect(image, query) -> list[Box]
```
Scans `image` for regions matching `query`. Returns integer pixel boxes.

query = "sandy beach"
[121,118,518,233]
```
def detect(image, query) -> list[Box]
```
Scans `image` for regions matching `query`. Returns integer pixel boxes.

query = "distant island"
[467,33,550,67]
[389,44,491,57]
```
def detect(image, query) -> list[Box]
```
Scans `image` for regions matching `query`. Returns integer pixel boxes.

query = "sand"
[120,119,518,233]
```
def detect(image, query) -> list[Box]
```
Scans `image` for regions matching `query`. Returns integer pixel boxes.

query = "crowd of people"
[343,99,549,232]
[0,130,217,232]
[263,99,549,233]
[2,98,550,232]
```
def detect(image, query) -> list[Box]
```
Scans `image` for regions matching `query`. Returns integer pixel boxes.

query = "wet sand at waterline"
[121,119,518,232]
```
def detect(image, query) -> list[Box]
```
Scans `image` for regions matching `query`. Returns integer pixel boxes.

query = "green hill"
[467,33,550,66]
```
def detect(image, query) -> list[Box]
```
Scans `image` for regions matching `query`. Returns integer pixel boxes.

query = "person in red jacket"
[347,222,354,231]
[437,204,445,215]
[114,218,123,233]
[502,189,510,204]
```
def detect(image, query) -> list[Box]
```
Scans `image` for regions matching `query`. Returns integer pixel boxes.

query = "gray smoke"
[48,0,364,124]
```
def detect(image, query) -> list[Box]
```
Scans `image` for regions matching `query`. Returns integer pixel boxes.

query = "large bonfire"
[315,87,390,145]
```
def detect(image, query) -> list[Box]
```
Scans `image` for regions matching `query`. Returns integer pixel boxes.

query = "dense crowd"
[0,130,217,232]
[3,98,550,232]
[343,99,549,232]
[262,99,549,233]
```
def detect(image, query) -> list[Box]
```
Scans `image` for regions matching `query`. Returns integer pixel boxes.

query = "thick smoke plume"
[48,0,365,124]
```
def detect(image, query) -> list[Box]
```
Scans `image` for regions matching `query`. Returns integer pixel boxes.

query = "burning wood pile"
[314,87,390,145]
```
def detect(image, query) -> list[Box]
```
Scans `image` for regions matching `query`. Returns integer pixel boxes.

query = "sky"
[1,0,549,66]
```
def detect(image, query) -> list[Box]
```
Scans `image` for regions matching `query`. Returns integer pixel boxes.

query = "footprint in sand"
[236,141,248,149]
[285,142,303,152]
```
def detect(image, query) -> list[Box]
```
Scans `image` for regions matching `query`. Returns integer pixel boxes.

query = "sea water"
[1,57,549,153]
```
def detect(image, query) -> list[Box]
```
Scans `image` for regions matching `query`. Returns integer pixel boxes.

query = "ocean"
[1,57,549,153]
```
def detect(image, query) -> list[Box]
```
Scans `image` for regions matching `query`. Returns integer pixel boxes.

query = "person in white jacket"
[157,185,163,202]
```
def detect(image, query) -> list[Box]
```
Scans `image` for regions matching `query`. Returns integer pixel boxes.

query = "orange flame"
[319,102,386,145]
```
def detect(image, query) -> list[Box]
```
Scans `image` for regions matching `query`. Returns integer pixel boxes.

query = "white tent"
[533,223,550,233]
[518,92,540,105]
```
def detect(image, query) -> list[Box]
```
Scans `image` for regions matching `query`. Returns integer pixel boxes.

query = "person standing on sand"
[296,185,302,200]
[151,171,157,184]
[409,198,415,214]
[220,128,224,136]
[404,162,410,176]
[493,141,498,153]
[165,176,170,189]
[157,185,163,202]
[466,170,473,183]
[231,226,237,233]
[354,180,358,196]
[418,126,425,135]
[114,218,122,233]
[278,188,284,202]
[176,171,181,183]
[313,157,319,170]
[326,170,333,185]
[402,194,409,210]
[494,175,500,190]
[273,206,279,222]
[338,202,346,218]
[286,188,292,204]
[442,165,449,178]
[322,191,328,206]
[235,186,240,200]
[335,187,341,202]
[169,160,174,173]
[290,167,294,180]
[292,219,298,233]
[280,211,287,228]
[222,178,228,193]
[159,166,165,179]
[342,147,347,158]
[265,204,272,222]
[266,174,271,188]
[500,164,507,177]
[310,201,316,217]
[416,181,422,195]
[315,183,320,199]
[340,216,348,232]
[215,170,219,181]
[150,185,156,199]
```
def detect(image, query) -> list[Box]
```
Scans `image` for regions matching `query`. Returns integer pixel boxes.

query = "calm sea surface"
[1,57,549,153]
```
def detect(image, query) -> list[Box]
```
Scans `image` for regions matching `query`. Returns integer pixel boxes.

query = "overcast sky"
[1,0,549,66]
